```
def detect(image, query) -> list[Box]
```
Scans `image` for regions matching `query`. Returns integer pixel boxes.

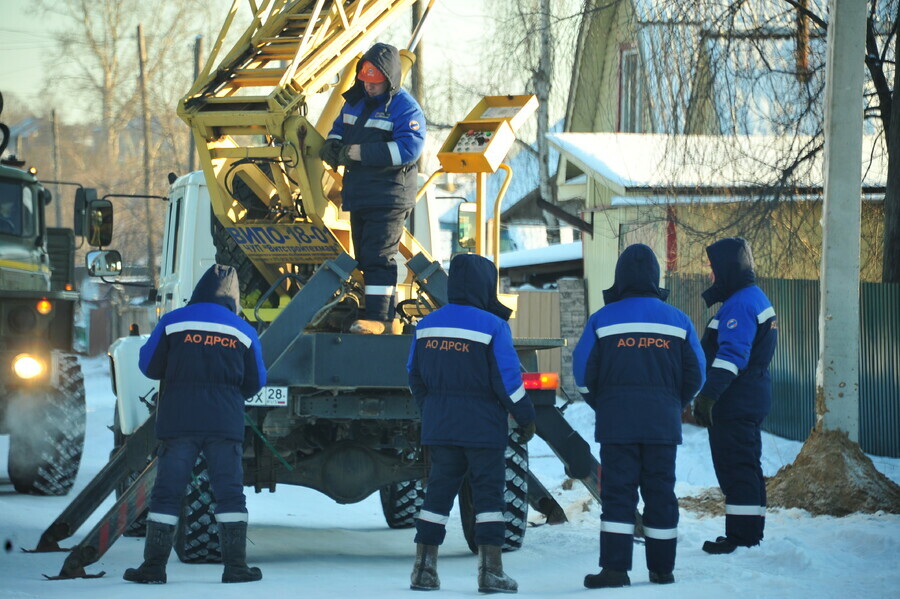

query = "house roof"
[498,241,582,269]
[547,132,888,198]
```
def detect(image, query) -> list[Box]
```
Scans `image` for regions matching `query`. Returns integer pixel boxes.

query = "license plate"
[245,386,289,406]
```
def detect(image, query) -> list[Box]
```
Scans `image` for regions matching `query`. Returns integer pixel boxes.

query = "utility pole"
[137,25,157,286]
[536,0,559,245]
[816,0,867,439]
[188,35,203,173]
[51,110,61,226]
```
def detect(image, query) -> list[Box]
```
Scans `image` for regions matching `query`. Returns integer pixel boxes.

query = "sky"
[0,0,495,124]
[1,355,898,598]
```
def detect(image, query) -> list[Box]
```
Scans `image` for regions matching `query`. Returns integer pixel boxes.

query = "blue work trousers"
[709,417,766,546]
[415,445,506,547]
[149,436,247,518]
[350,206,410,321]
[599,443,678,573]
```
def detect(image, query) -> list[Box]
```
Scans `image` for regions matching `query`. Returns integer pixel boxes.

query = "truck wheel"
[174,456,222,563]
[459,430,529,553]
[380,479,426,529]
[212,217,276,310]
[7,354,85,495]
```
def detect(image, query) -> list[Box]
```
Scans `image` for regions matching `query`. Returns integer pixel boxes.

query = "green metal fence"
[667,274,900,458]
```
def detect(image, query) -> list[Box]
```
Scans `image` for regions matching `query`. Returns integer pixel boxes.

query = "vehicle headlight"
[12,354,45,380]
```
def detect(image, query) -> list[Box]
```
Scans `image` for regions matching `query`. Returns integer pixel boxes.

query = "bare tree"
[616,0,897,281]
[27,0,233,273]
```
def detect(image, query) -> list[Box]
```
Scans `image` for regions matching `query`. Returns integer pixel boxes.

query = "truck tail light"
[522,372,559,390]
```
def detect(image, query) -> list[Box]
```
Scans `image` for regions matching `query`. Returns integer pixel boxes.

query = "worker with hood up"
[692,237,777,555]
[407,253,535,593]
[320,42,426,335]
[573,244,705,588]
[125,264,266,585]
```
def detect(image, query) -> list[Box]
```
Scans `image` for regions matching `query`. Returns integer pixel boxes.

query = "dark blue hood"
[189,264,240,314]
[603,244,669,305]
[702,237,756,306]
[342,42,403,106]
[447,254,512,321]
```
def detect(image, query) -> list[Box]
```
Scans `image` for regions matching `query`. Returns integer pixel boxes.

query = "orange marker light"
[36,298,53,315]
[522,372,560,390]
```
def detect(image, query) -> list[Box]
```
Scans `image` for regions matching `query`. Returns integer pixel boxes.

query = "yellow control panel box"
[438,95,538,174]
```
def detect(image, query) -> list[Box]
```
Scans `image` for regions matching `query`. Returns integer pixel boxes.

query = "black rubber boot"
[219,521,263,583]
[410,543,440,590]
[702,536,738,555]
[123,520,175,584]
[649,570,675,584]
[477,545,517,594]
[584,568,630,589]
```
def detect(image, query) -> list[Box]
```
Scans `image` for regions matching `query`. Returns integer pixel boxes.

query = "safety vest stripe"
[712,358,739,375]
[642,525,678,540]
[757,306,776,323]
[387,141,401,165]
[165,321,251,348]
[509,384,526,403]
[595,322,687,340]
[327,133,342,140]
[475,512,505,523]
[365,118,393,132]
[577,385,589,394]
[708,319,720,330]
[417,510,449,525]
[147,512,179,525]
[600,521,635,535]
[416,327,492,345]
[365,285,394,296]
[215,512,249,523]
[725,504,767,516]
[343,114,357,125]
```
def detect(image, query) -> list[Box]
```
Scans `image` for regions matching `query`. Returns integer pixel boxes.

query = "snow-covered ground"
[1,356,898,598]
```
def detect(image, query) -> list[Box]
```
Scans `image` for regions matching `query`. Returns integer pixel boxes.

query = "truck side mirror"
[457,201,477,251]
[86,249,123,277]
[86,199,113,247]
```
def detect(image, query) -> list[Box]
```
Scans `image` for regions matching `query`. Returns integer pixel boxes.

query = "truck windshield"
[0,180,35,237]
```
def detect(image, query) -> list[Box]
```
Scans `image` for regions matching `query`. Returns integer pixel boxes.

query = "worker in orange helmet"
[319,43,426,335]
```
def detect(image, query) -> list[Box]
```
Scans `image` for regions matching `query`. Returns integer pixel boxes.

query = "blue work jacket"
[699,238,778,421]
[573,244,705,445]
[139,265,266,441]
[407,255,534,449]
[327,43,425,212]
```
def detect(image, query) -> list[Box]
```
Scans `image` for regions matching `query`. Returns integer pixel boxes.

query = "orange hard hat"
[357,60,386,83]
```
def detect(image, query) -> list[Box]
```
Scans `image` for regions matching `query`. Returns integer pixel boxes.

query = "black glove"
[692,394,716,428]
[319,139,341,169]
[515,421,536,443]
[337,143,355,166]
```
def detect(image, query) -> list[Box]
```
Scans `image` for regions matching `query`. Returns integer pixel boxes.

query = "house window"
[619,47,642,133]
